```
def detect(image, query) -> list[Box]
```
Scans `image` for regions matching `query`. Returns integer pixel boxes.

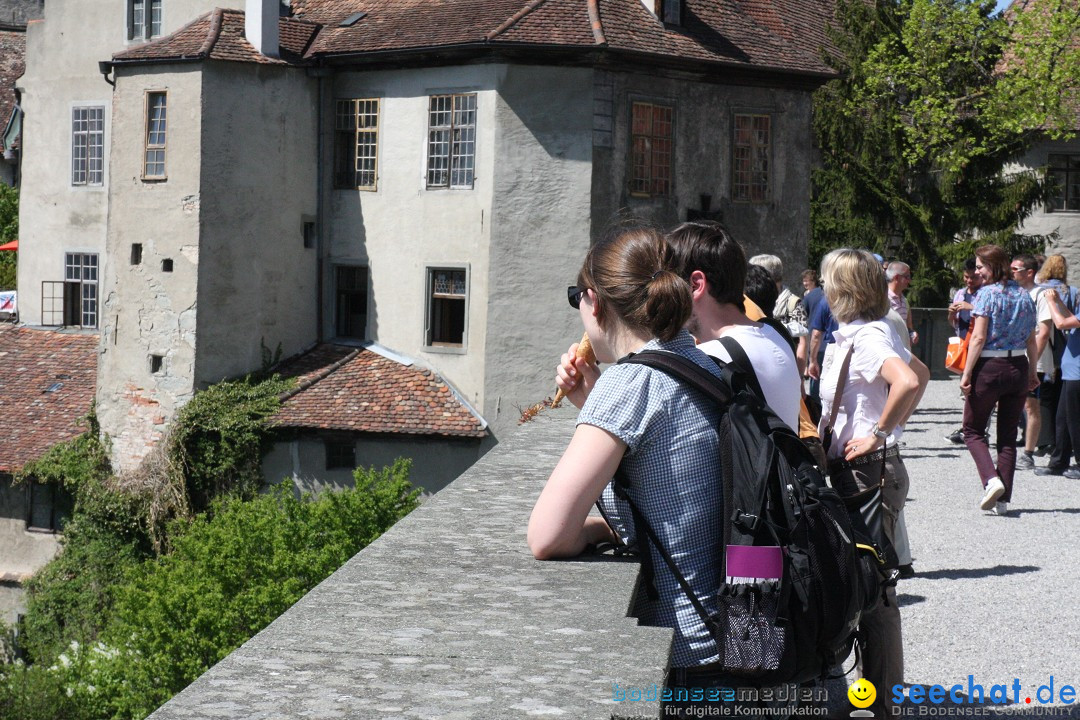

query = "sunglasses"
[567,285,587,309]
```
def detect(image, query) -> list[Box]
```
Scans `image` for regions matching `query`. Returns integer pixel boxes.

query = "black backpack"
[612,346,882,685]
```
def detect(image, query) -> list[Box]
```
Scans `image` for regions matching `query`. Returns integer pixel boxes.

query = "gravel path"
[824,377,1080,719]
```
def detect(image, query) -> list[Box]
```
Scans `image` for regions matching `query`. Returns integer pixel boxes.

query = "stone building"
[14,0,838,480]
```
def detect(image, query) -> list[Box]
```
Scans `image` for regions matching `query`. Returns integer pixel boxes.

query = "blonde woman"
[817,249,929,718]
[1034,255,1080,477]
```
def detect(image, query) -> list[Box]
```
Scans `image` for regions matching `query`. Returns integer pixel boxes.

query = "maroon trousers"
[962,356,1028,502]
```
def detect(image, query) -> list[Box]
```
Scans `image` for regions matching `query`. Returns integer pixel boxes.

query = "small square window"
[150,354,164,373]
[161,258,173,272]
[426,267,467,348]
[131,243,143,265]
[325,439,355,470]
[303,221,316,249]
[27,480,73,533]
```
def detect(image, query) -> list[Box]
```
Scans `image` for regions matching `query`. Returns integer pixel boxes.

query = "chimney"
[246,0,279,58]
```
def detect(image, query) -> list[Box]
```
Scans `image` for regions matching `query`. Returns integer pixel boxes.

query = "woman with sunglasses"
[528,224,733,702]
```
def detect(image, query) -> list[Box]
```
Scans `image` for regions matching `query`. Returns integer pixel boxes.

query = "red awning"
[0,239,17,251]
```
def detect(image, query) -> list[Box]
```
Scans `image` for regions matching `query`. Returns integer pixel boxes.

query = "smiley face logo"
[847,678,876,709]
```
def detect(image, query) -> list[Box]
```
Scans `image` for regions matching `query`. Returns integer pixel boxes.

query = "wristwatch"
[870,423,889,439]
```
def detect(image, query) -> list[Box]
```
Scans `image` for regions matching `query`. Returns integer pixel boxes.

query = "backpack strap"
[617,349,735,405]
[822,343,854,454]
[716,336,766,403]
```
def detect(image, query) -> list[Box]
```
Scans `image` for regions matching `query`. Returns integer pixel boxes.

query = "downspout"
[316,72,325,341]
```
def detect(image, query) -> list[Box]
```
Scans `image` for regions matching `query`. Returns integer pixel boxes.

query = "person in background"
[959,245,1038,516]
[945,259,982,444]
[1011,253,1043,470]
[886,261,918,346]
[745,264,780,322]
[807,295,838,401]
[1030,255,1069,464]
[1036,270,1080,479]
[817,249,929,718]
[750,253,809,374]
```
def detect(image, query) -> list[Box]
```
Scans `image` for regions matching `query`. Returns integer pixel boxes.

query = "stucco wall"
[262,434,486,496]
[15,0,220,326]
[1012,137,1080,276]
[324,65,496,415]
[484,65,593,432]
[591,71,815,289]
[195,61,318,385]
[97,66,204,471]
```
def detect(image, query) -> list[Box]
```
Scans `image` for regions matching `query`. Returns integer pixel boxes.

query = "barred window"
[334,98,380,190]
[129,0,163,41]
[71,106,104,186]
[144,91,167,179]
[426,94,476,189]
[630,102,674,198]
[1048,154,1080,212]
[733,114,770,203]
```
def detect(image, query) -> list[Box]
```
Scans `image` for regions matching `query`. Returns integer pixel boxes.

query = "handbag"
[945,333,970,374]
[822,341,901,578]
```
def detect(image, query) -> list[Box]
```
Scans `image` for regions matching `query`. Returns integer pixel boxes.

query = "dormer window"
[641,0,681,24]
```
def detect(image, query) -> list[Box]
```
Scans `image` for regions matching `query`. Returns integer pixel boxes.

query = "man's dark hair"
[745,264,779,318]
[1013,253,1038,272]
[963,258,977,273]
[666,220,746,306]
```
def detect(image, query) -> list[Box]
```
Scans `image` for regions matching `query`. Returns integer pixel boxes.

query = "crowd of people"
[527,220,932,718]
[946,250,1080,492]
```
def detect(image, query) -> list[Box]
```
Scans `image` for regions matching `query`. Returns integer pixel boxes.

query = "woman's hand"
[960,373,973,396]
[844,433,884,461]
[555,342,600,408]
[949,301,973,312]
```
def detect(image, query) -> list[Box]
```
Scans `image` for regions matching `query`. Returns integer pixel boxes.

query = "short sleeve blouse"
[581,331,724,668]
[971,280,1036,351]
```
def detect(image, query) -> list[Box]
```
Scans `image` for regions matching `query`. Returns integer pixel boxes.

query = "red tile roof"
[112,8,320,66]
[272,343,487,438]
[0,326,98,473]
[0,26,24,151]
[114,1,837,78]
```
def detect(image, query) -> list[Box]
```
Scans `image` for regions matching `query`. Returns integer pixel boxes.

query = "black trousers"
[1049,379,1080,469]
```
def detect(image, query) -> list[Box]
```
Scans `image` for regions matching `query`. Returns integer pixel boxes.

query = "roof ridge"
[485,0,549,42]
[198,7,226,57]
[587,0,606,45]
[277,346,362,402]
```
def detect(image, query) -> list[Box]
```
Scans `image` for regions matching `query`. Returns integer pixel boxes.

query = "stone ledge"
[148,407,670,720]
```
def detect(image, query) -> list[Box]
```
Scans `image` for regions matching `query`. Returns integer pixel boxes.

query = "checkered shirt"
[582,331,724,668]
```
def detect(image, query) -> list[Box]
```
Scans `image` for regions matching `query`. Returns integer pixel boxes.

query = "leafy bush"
[166,376,292,511]
[88,460,419,718]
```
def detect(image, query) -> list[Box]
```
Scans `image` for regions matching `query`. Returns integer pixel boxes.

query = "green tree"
[811,0,1080,304]
[0,182,16,290]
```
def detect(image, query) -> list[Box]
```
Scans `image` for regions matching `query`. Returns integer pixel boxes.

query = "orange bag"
[945,334,970,374]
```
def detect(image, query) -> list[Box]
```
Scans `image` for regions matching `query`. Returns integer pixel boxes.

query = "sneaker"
[1035,466,1069,476]
[1015,452,1035,471]
[897,563,916,579]
[946,429,964,444]
[990,501,1009,516]
[1065,468,1080,480]
[980,477,1006,510]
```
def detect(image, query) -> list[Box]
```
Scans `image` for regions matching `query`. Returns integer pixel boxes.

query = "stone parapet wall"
[148,408,670,720]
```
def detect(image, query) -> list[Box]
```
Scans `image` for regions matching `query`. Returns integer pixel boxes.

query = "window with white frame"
[71,106,104,186]
[334,98,380,190]
[732,113,770,203]
[1048,154,1080,212]
[129,0,163,41]
[426,94,476,189]
[426,268,467,348]
[630,101,674,197]
[64,253,98,328]
[144,91,167,179]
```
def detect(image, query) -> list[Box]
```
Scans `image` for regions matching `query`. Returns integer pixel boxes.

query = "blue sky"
[995,0,1012,12]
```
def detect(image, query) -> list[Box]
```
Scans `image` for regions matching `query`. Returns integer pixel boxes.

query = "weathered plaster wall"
[1012,137,1080,276]
[591,71,816,289]
[15,0,219,326]
[195,61,318,385]
[262,434,485,496]
[484,65,593,433]
[325,65,496,416]
[97,66,204,471]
